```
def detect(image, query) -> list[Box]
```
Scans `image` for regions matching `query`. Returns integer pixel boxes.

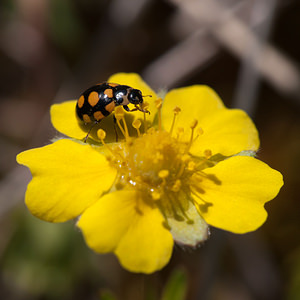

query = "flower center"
[97,101,214,228]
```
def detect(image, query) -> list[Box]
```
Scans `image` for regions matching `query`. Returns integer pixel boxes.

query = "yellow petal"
[162,85,259,156]
[77,190,137,253]
[168,203,209,247]
[78,190,174,273]
[17,139,117,222]
[162,85,225,132]
[192,156,283,233]
[190,109,259,156]
[51,100,86,140]
[108,73,157,122]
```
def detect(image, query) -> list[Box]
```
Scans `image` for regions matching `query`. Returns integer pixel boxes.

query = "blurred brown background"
[0,0,299,299]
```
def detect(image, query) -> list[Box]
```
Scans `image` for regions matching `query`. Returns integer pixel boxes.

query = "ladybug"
[76,82,150,141]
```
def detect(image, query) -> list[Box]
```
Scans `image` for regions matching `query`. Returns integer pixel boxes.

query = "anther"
[197,127,204,135]
[173,106,181,115]
[187,161,196,171]
[158,169,169,179]
[97,129,117,157]
[114,107,129,140]
[204,149,212,158]
[186,120,198,152]
[151,190,161,201]
[171,179,181,192]
[97,129,106,140]
[170,106,181,135]
[132,119,142,137]
[181,154,190,162]
[155,98,163,109]
[142,101,149,133]
[176,127,184,140]
[114,106,125,120]
[190,119,198,129]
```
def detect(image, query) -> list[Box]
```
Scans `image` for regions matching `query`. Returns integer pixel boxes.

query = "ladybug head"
[128,89,143,105]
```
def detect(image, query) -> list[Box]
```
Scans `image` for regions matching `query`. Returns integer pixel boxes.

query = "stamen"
[158,170,169,178]
[97,128,106,140]
[190,188,213,212]
[155,98,163,131]
[114,107,129,140]
[192,127,204,144]
[142,101,149,133]
[151,190,161,201]
[169,193,194,224]
[197,127,204,135]
[176,201,194,224]
[132,119,141,136]
[122,117,129,139]
[171,179,181,192]
[176,127,184,140]
[158,169,169,185]
[169,106,181,136]
[176,154,189,178]
[164,193,185,221]
[190,119,198,129]
[186,119,198,152]
[155,200,172,230]
[97,129,116,157]
[187,161,196,171]
[204,149,212,158]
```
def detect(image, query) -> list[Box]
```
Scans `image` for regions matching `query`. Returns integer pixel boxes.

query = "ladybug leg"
[123,105,150,114]
[84,121,98,143]
[123,105,130,112]
[123,105,138,112]
[113,115,118,142]
[134,104,150,114]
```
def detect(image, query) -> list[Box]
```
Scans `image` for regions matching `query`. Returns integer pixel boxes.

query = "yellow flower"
[17,73,283,274]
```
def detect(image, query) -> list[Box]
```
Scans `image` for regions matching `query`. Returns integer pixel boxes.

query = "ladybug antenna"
[142,95,152,98]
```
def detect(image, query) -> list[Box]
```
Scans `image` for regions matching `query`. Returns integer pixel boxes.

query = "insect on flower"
[76,82,151,141]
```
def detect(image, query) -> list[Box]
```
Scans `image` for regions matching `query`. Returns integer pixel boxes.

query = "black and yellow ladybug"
[76,82,150,141]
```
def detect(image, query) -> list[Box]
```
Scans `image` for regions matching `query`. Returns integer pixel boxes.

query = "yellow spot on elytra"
[88,91,99,107]
[108,83,119,87]
[78,95,84,108]
[83,114,91,123]
[94,111,104,121]
[104,88,113,98]
[105,101,115,113]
